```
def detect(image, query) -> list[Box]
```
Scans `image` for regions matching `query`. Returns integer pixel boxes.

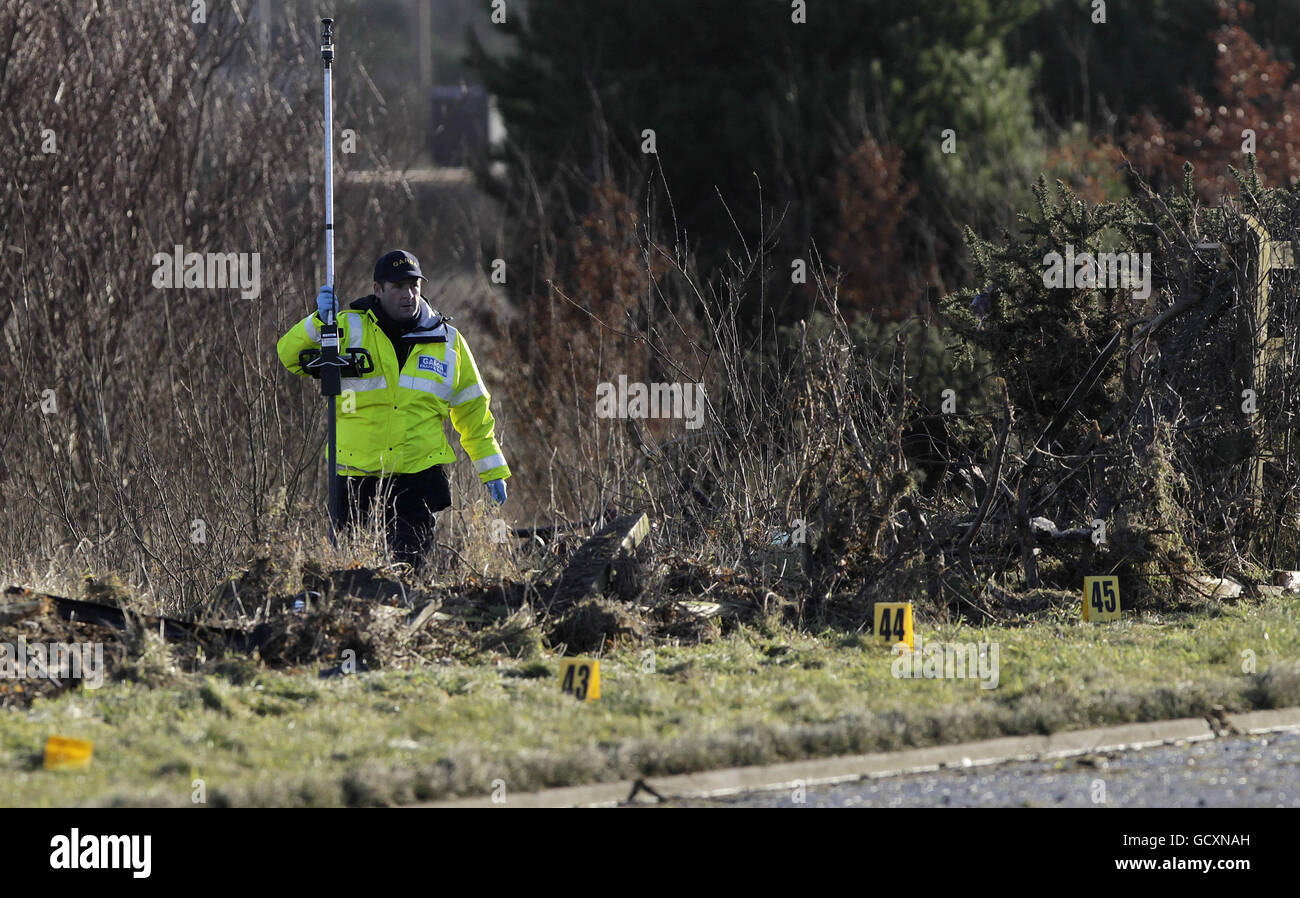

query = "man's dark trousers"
[329,464,452,569]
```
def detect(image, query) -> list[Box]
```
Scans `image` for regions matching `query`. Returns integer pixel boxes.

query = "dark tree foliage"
[1010,0,1221,132]
[468,0,1040,325]
[1012,0,1300,137]
[1124,0,1300,200]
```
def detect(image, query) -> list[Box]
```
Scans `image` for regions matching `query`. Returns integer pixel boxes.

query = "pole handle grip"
[321,18,334,62]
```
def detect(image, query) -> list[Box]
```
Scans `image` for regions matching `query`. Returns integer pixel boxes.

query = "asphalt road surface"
[659,731,1300,807]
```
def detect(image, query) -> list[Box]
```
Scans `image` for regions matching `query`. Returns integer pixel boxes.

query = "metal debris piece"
[548,513,651,608]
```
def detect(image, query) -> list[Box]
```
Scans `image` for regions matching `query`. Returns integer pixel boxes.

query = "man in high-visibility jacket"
[277,249,509,570]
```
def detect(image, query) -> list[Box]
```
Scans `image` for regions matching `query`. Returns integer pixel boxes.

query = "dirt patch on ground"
[5,521,1183,708]
[0,538,783,706]
[548,597,649,654]
[0,610,124,710]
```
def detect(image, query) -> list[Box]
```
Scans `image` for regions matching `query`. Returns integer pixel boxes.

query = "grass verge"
[2,595,1298,806]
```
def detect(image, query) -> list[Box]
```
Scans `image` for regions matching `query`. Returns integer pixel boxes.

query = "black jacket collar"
[348,295,450,342]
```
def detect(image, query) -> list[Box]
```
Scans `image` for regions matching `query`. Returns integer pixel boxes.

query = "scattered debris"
[0,598,47,626]
[3,586,266,653]
[1197,576,1244,600]
[548,513,651,608]
[1272,570,1300,592]
[678,601,723,617]
[0,512,777,702]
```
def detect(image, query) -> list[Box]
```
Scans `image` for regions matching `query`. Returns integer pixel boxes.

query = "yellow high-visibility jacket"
[276,297,510,482]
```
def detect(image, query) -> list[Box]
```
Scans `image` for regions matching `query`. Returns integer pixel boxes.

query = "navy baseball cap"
[373,249,424,284]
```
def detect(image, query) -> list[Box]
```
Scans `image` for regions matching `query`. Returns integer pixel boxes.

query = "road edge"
[415,707,1300,808]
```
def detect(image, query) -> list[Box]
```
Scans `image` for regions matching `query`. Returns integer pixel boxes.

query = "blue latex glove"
[486,479,507,506]
[315,284,335,324]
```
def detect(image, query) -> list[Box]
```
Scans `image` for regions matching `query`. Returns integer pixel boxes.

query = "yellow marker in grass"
[44,736,93,770]
[560,658,601,701]
[873,603,914,650]
[1082,576,1122,622]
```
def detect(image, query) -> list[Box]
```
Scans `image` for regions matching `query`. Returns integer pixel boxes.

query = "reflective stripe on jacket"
[276,301,510,482]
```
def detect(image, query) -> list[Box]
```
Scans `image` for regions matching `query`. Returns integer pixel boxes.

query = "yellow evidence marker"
[559,658,601,701]
[873,602,914,650]
[1082,575,1122,622]
[44,736,93,770]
